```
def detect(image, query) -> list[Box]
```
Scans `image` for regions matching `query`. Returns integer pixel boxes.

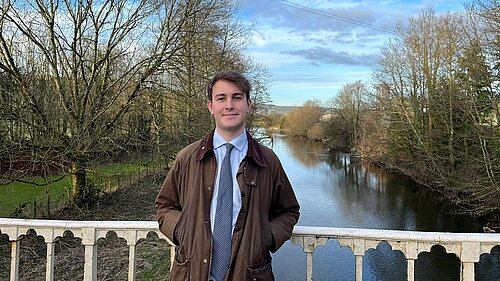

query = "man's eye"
[217,97,225,101]
[234,96,242,100]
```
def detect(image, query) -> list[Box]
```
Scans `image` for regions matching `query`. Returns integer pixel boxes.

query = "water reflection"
[363,242,407,281]
[415,245,461,280]
[274,135,479,232]
[268,135,496,281]
[278,136,328,169]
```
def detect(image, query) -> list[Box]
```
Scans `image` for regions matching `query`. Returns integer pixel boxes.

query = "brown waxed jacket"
[155,130,300,281]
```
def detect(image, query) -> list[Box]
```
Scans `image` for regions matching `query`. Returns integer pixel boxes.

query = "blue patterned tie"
[211,143,235,281]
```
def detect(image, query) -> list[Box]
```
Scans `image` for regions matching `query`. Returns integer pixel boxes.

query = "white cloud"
[238,0,464,105]
[247,51,307,68]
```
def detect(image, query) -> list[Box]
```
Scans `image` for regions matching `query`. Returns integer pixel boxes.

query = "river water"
[267,135,499,281]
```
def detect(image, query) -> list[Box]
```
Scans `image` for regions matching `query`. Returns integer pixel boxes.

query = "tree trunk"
[70,161,87,206]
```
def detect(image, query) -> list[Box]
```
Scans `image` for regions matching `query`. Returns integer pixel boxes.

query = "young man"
[155,71,300,281]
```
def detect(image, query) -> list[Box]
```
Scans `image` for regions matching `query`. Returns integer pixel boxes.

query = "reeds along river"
[266,134,499,281]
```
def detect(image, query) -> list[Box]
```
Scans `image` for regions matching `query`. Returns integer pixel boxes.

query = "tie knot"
[225,143,234,154]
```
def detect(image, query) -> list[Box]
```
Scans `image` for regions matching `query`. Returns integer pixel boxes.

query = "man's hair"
[207,70,251,101]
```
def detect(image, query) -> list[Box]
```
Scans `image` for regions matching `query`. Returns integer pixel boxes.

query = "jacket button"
[203,259,208,264]
[235,227,240,232]
[251,181,255,185]
[241,192,245,197]
[208,186,212,191]
[205,221,209,224]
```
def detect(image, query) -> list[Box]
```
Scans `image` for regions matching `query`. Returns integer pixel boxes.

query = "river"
[267,134,498,281]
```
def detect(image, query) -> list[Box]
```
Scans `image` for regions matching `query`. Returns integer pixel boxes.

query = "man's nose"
[225,99,234,109]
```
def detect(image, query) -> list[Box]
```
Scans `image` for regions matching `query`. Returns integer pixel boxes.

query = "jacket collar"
[195,129,267,167]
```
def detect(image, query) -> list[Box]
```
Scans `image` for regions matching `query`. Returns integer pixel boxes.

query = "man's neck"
[216,128,245,142]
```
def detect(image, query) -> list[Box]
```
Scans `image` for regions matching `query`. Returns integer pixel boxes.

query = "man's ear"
[207,100,213,114]
[247,99,252,112]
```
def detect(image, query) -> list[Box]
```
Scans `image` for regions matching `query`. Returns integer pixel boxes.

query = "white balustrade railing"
[1,218,499,281]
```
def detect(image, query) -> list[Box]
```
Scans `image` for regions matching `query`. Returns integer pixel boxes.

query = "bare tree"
[0,0,216,205]
[329,81,370,153]
[284,100,324,137]
[143,0,270,156]
[372,6,499,216]
[245,62,272,134]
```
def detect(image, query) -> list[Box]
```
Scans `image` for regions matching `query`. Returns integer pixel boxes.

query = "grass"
[0,169,170,280]
[0,175,71,217]
[136,239,171,280]
[93,162,148,174]
[0,162,154,218]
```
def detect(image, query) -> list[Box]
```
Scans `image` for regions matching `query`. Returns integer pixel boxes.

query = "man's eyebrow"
[214,92,243,96]
[213,93,228,98]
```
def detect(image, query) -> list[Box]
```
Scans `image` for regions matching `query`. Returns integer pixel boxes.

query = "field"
[0,169,171,280]
[0,162,157,218]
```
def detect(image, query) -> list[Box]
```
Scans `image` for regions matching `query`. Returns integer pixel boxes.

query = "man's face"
[208,80,252,138]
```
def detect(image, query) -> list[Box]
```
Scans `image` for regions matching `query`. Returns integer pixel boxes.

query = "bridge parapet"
[1,218,499,281]
[291,226,499,281]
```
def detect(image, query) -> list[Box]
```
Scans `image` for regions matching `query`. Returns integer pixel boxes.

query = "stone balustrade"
[291,226,500,281]
[1,218,499,281]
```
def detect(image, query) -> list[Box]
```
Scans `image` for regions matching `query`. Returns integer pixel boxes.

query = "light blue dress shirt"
[210,129,248,234]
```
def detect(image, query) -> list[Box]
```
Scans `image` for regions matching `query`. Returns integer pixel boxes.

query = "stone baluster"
[10,238,20,281]
[82,228,97,281]
[353,239,366,281]
[38,228,56,281]
[3,226,21,281]
[460,242,480,281]
[291,235,327,281]
[46,240,55,281]
[304,240,313,281]
[404,241,418,281]
[120,230,138,281]
[128,243,137,281]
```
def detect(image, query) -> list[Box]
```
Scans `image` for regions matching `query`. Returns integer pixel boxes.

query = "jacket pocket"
[174,209,188,245]
[262,218,273,251]
[170,246,190,280]
[248,260,274,281]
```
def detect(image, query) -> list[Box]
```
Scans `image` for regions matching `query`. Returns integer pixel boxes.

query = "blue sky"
[238,0,465,106]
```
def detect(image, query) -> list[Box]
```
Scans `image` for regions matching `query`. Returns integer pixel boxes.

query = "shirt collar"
[196,129,267,167]
[213,128,247,152]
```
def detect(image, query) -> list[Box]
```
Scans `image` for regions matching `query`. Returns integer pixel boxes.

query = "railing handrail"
[293,225,500,243]
[0,218,159,230]
[0,215,500,235]
[2,218,499,242]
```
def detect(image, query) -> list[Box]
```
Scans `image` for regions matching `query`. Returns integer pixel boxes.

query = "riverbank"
[368,159,500,231]
[266,129,499,229]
